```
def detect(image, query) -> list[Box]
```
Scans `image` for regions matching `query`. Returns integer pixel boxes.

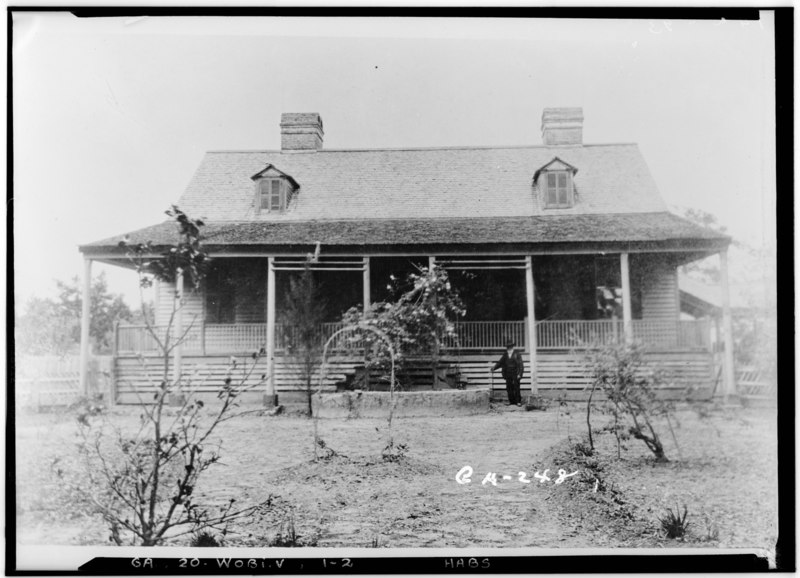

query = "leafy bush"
[659,504,691,538]
[381,441,408,463]
[340,265,465,387]
[315,437,339,461]
[190,530,223,547]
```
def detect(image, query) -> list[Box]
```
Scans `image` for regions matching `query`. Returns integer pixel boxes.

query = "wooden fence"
[736,366,776,401]
[15,355,113,408]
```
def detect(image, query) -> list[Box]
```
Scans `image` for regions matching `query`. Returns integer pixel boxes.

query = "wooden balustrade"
[443,321,527,350]
[116,318,711,355]
[536,319,623,349]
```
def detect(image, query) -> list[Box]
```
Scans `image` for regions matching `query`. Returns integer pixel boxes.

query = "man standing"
[491,340,524,406]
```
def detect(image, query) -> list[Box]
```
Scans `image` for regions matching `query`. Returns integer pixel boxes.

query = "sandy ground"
[15,401,777,553]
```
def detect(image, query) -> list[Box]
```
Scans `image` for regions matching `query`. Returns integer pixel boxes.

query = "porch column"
[265,256,277,405]
[363,257,371,312]
[428,255,436,270]
[720,249,737,401]
[79,258,93,396]
[154,278,161,316]
[620,252,633,344]
[174,269,184,393]
[525,256,538,396]
[362,257,371,389]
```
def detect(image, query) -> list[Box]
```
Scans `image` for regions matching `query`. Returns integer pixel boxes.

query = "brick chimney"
[280,113,324,151]
[541,107,584,146]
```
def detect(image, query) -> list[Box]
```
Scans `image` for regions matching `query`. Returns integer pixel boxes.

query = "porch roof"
[81,211,729,258]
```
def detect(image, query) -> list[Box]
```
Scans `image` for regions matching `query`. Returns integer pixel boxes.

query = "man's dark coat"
[493,350,524,380]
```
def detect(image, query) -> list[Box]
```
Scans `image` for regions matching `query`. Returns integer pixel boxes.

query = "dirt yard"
[15,400,777,554]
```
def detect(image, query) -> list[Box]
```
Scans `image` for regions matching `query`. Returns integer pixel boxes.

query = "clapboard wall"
[636,257,680,321]
[113,355,361,404]
[155,279,266,326]
[154,280,204,327]
[112,350,713,404]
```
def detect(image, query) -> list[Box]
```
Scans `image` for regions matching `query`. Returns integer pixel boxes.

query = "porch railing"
[116,322,358,356]
[537,320,622,349]
[116,318,710,355]
[442,321,528,350]
[536,319,709,350]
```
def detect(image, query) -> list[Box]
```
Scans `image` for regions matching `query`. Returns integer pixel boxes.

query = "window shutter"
[255,180,263,213]
[270,180,282,211]
[557,173,568,205]
[260,180,272,211]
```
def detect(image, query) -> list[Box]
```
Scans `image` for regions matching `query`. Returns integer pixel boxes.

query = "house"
[79,108,735,404]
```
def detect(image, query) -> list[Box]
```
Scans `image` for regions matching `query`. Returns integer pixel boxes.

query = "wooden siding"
[155,281,204,328]
[156,279,265,326]
[639,260,679,321]
[113,351,713,404]
[114,355,360,404]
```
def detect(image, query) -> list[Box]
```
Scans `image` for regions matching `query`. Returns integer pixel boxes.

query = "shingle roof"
[81,212,729,255]
[176,143,667,221]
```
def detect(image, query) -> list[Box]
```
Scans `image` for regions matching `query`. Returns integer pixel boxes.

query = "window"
[251,165,298,214]
[544,170,573,208]
[259,179,287,212]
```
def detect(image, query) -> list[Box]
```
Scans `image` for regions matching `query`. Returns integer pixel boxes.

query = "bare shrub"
[583,341,678,463]
[75,207,271,545]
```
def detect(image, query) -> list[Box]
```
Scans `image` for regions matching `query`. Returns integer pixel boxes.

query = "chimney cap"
[541,107,584,123]
[280,112,324,131]
[541,107,584,146]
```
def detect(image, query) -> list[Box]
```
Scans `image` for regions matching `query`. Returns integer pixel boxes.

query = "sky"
[12,12,777,307]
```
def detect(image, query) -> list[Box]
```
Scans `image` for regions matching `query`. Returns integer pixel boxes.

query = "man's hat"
[505,340,515,348]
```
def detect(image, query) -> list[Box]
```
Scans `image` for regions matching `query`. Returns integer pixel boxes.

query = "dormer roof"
[533,157,579,182]
[250,164,300,188]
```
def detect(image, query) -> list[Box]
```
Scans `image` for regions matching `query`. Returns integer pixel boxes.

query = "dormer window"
[251,164,299,214]
[545,171,572,208]
[533,157,578,209]
[260,179,287,212]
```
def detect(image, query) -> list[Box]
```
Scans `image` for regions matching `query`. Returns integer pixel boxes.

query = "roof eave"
[80,237,730,260]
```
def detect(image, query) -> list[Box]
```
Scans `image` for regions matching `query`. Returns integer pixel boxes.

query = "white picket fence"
[15,355,113,409]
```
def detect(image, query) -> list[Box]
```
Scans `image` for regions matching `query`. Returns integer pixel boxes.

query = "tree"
[15,296,77,356]
[281,262,328,416]
[675,205,777,381]
[56,272,134,351]
[77,206,269,546]
[15,272,133,355]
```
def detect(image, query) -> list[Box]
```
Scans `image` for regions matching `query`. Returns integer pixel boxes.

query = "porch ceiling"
[80,212,729,259]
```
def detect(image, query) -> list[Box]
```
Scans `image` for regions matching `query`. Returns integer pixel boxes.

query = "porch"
[83,245,734,404]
